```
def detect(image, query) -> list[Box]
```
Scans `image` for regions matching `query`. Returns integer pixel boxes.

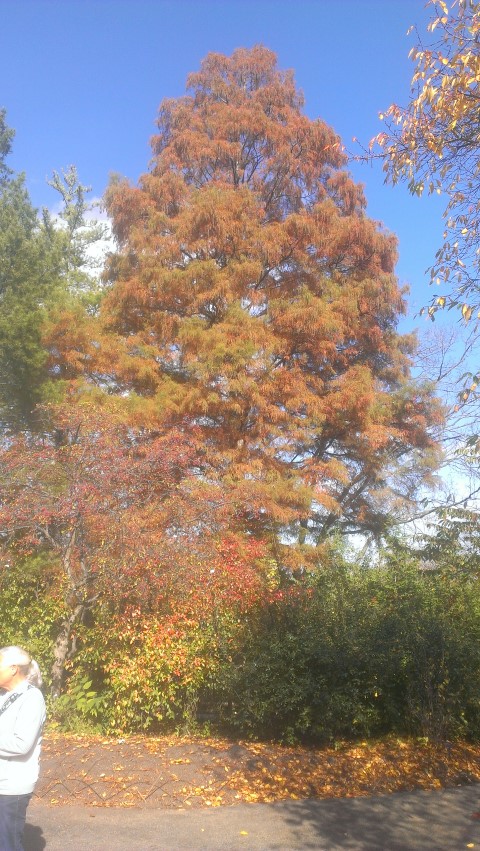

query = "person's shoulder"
[24,685,46,709]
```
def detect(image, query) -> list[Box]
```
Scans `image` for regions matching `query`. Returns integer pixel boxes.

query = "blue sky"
[1,0,445,329]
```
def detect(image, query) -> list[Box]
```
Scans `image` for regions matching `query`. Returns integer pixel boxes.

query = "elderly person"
[0,646,46,851]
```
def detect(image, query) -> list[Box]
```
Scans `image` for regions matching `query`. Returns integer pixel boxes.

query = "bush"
[3,548,480,743]
[208,560,480,743]
[0,554,64,688]
[61,608,225,734]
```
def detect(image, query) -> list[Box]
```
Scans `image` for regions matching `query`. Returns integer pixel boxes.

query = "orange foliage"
[48,47,443,544]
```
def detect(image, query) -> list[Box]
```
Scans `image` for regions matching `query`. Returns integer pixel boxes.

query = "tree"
[372,2,480,347]
[0,110,63,427]
[49,47,443,553]
[0,114,104,429]
[420,502,480,578]
[0,399,237,695]
[0,172,63,427]
[46,165,108,302]
[0,108,14,185]
[369,1,480,512]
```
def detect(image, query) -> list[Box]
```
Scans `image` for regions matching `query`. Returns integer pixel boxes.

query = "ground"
[34,733,480,809]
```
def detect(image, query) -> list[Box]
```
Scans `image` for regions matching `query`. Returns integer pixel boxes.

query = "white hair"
[0,646,43,688]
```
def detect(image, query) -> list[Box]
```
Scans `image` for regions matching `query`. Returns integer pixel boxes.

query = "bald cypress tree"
[50,48,443,556]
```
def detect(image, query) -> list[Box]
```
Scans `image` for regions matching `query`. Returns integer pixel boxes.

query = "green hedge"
[207,562,480,742]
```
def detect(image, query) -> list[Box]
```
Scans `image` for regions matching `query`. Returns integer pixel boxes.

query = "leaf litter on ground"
[35,733,480,809]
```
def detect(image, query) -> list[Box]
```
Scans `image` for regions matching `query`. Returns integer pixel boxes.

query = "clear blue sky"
[1,0,445,329]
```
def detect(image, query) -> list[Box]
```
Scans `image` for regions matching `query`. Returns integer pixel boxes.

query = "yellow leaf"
[240,831,248,836]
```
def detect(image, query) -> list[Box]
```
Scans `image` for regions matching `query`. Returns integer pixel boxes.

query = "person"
[0,646,46,851]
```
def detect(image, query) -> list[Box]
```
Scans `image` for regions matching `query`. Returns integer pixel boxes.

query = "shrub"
[0,554,64,688]
[209,560,480,742]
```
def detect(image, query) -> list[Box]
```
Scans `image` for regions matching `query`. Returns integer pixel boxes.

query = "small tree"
[0,400,220,695]
[46,165,109,301]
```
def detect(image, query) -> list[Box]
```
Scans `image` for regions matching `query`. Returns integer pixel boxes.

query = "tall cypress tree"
[49,49,443,552]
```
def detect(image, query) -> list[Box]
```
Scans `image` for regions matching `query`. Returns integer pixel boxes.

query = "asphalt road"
[25,784,480,850]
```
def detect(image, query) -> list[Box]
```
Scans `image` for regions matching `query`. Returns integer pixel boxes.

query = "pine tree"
[0,170,63,427]
[0,115,104,429]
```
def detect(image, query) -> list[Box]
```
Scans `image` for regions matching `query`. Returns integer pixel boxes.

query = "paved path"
[26,784,480,850]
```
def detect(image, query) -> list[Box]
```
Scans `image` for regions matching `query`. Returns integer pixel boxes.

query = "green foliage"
[46,165,108,305]
[0,174,64,426]
[2,540,480,745]
[0,108,14,184]
[51,676,107,734]
[209,557,480,743]
[0,554,65,688]
[420,505,480,579]
[0,114,104,429]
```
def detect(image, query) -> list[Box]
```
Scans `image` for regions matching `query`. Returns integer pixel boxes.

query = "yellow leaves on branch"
[371,0,480,320]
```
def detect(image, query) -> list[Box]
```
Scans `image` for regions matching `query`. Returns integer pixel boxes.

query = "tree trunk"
[50,603,85,698]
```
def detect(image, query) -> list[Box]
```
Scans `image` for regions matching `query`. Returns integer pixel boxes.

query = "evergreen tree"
[0,108,14,185]
[0,115,104,429]
[0,170,62,427]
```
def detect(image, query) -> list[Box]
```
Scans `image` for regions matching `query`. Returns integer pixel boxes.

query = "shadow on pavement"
[276,786,480,850]
[23,785,480,851]
[24,822,46,851]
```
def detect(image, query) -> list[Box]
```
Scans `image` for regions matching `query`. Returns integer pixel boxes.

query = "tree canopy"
[48,46,443,553]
